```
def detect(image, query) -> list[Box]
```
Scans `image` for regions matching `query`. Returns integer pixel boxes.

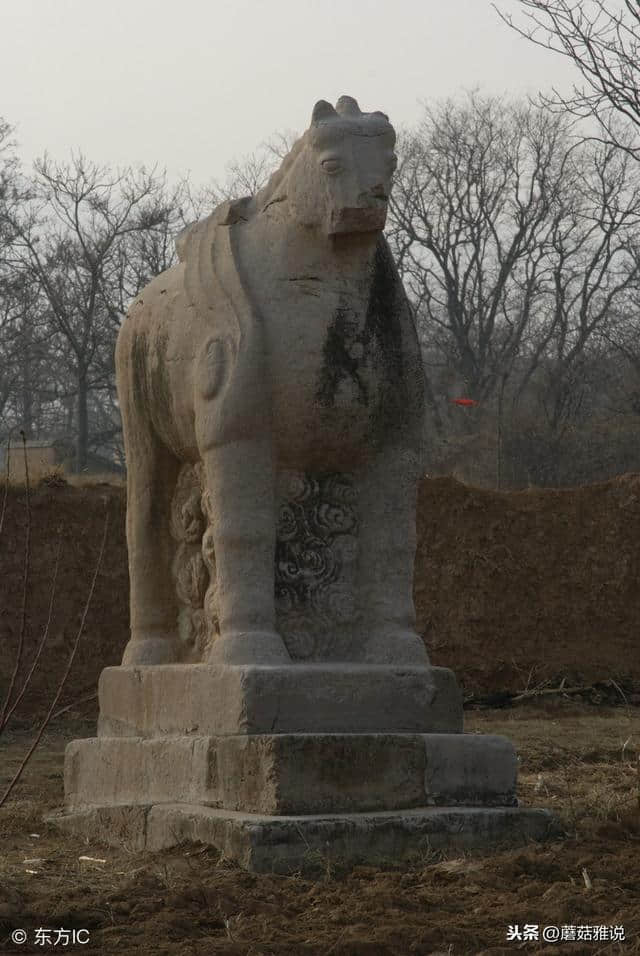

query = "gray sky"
[2,0,578,186]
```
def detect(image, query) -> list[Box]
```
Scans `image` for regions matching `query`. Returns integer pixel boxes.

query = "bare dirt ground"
[1,702,639,956]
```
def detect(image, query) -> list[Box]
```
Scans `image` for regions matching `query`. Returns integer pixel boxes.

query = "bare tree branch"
[0,433,30,729]
[495,0,640,159]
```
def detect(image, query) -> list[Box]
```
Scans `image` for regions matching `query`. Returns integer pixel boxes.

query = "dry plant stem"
[0,435,11,538]
[324,928,348,955]
[1,531,63,729]
[562,765,579,836]
[0,505,110,809]
[0,432,30,730]
[50,693,98,722]
[512,682,592,702]
[609,677,631,711]
[465,678,621,708]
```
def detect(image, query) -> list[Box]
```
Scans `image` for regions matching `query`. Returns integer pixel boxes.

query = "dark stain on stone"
[362,240,404,378]
[315,239,411,441]
[150,331,173,421]
[130,330,149,411]
[362,239,411,439]
[130,328,174,448]
[316,307,369,408]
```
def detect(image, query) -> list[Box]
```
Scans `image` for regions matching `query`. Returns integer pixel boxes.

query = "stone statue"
[115,95,427,668]
[57,97,554,872]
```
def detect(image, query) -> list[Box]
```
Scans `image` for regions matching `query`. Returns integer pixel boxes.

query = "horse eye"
[321,158,342,174]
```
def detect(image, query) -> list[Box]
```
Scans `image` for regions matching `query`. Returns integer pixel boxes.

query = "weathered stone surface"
[423,733,518,806]
[115,96,427,669]
[214,734,427,814]
[97,663,462,737]
[48,805,148,853]
[64,736,218,810]
[64,732,516,815]
[49,803,559,874]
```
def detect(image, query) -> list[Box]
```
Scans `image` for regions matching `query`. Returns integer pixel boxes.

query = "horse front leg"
[355,445,429,666]
[201,436,291,666]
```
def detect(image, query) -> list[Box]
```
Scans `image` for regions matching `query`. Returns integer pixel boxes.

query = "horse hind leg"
[120,399,182,665]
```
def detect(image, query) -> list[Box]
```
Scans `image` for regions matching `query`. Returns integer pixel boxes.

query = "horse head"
[257,96,397,237]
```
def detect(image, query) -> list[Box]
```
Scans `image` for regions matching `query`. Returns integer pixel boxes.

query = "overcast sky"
[2,0,578,186]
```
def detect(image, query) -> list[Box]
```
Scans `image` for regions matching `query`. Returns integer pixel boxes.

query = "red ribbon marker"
[450,398,479,407]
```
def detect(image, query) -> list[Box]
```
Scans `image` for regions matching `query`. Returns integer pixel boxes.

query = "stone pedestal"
[50,664,558,872]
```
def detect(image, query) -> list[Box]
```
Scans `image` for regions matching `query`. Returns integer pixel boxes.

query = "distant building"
[74,450,125,476]
[0,437,125,481]
[0,438,71,483]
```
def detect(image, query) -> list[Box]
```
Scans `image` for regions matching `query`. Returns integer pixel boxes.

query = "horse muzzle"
[327,202,388,236]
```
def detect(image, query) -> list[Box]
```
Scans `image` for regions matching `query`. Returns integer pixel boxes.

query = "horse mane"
[241,99,394,219]
[253,132,308,213]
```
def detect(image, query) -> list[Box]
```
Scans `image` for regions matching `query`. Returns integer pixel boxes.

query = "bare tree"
[6,155,173,470]
[387,92,640,484]
[0,120,38,434]
[496,0,640,160]
[0,118,20,244]
[520,137,640,436]
[0,274,55,435]
[388,93,575,419]
[600,251,640,407]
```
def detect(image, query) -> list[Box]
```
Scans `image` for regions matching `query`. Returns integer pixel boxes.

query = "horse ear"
[336,95,361,116]
[312,100,338,124]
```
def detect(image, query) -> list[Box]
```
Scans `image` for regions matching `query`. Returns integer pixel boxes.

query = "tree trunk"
[76,369,89,473]
[22,345,33,439]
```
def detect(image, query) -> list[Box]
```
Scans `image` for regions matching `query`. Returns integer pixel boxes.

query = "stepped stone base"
[97,663,462,737]
[49,803,559,874]
[65,732,518,814]
[50,663,559,872]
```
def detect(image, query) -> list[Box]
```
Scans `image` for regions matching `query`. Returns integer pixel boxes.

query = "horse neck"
[259,201,379,277]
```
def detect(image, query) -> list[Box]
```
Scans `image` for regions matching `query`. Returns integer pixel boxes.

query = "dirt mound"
[1,474,640,716]
[416,475,640,696]
[0,483,127,717]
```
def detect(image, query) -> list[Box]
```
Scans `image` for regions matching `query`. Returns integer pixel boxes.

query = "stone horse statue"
[115,95,428,668]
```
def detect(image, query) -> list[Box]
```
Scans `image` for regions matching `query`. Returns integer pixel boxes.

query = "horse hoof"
[206,630,291,666]
[360,630,430,666]
[121,636,181,665]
